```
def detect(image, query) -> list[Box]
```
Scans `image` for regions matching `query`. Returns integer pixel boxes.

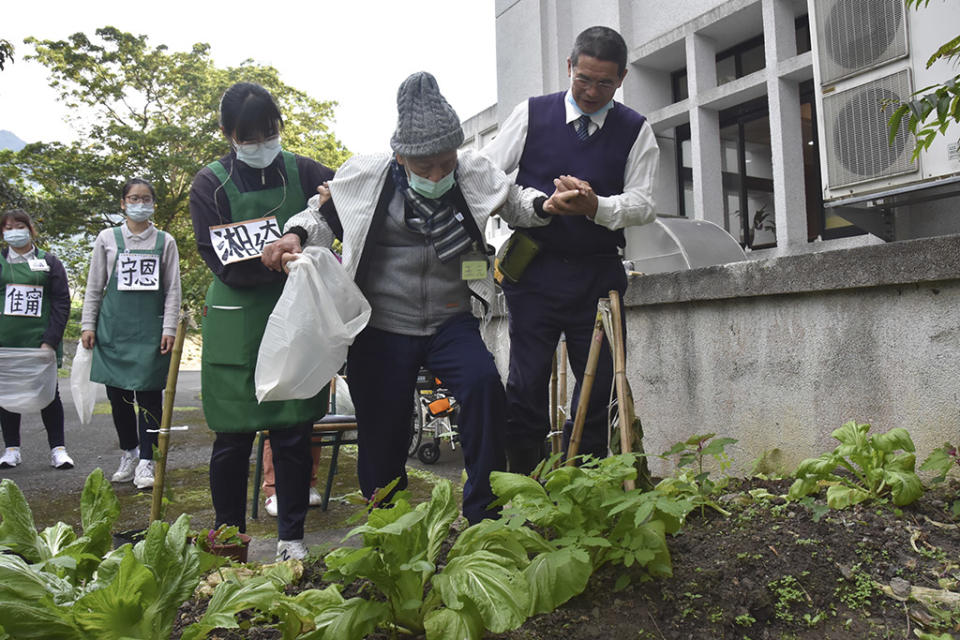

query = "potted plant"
[192,524,252,563]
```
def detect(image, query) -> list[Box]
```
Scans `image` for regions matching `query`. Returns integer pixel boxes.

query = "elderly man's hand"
[544,175,598,218]
[262,233,303,271]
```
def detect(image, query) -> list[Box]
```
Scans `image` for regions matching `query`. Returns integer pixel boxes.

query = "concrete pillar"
[686,32,724,226]
[495,0,549,122]
[764,0,807,250]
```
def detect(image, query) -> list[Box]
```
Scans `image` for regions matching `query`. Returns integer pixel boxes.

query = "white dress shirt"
[482,89,659,230]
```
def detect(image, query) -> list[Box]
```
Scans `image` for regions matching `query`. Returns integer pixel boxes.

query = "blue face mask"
[3,228,32,248]
[566,92,614,117]
[125,203,155,223]
[407,169,456,200]
[235,136,282,169]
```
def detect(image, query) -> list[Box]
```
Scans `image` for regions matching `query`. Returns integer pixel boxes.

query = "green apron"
[201,151,329,432]
[0,248,63,366]
[90,227,170,390]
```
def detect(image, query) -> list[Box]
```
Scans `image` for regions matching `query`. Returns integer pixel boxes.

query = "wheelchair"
[408,368,460,464]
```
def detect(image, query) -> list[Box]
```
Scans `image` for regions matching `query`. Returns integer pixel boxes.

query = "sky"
[0,0,498,155]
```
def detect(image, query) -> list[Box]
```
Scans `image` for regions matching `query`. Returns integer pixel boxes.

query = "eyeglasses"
[125,195,154,204]
[572,74,618,91]
[234,134,280,147]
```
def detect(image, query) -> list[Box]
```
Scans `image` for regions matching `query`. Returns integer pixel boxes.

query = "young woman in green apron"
[189,82,334,561]
[81,178,182,489]
[0,209,73,470]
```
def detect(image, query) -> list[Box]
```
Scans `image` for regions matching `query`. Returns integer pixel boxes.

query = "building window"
[671,18,809,105]
[676,123,692,217]
[676,85,863,245]
[676,98,775,249]
[719,98,777,249]
[672,69,688,102]
[796,15,811,55]
[716,35,766,85]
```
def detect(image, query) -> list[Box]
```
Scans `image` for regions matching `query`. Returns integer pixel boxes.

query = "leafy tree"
[888,0,960,159]
[0,38,13,70]
[0,26,350,311]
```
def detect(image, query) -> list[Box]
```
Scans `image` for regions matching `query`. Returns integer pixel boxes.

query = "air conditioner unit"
[811,0,960,203]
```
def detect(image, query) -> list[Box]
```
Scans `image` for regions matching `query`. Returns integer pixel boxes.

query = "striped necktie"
[575,114,592,140]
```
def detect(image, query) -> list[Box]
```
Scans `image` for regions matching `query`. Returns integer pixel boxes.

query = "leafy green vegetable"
[0,470,207,640]
[788,421,923,508]
[0,478,45,562]
[323,479,546,638]
[491,454,691,582]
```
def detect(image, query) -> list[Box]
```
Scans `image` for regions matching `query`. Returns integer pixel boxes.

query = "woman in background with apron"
[81,178,181,489]
[189,82,333,561]
[0,209,72,470]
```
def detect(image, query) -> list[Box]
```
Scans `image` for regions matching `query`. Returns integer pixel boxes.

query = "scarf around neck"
[391,160,473,263]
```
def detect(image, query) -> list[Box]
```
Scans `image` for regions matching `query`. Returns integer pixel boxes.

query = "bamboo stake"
[150,313,190,523]
[608,290,635,491]
[549,351,560,455]
[566,310,606,465]
[557,339,567,449]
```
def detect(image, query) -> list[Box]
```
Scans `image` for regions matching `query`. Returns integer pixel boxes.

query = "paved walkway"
[3,365,468,564]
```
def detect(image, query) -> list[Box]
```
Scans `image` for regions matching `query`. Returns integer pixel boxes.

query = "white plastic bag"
[0,347,58,414]
[69,341,100,425]
[331,374,354,415]
[255,247,371,402]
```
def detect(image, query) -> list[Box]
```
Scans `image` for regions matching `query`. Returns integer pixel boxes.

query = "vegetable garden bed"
[3,423,959,639]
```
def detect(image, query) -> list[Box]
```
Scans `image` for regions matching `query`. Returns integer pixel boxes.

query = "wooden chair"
[251,379,358,518]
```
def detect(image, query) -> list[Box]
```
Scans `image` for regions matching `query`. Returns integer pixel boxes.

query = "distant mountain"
[0,130,27,151]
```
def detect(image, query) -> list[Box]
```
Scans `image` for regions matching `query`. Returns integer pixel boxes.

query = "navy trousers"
[347,312,506,524]
[503,253,626,459]
[210,422,313,540]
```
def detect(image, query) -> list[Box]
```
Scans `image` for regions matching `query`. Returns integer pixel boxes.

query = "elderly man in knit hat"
[262,71,567,523]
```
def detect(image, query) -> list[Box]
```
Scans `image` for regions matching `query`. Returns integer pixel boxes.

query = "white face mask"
[3,228,32,248]
[235,136,282,169]
[125,203,155,223]
[407,168,456,200]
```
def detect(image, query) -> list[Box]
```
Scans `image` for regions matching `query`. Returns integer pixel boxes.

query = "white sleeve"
[80,231,109,333]
[283,194,336,248]
[481,101,529,173]
[161,235,181,336]
[481,100,554,224]
[591,122,659,230]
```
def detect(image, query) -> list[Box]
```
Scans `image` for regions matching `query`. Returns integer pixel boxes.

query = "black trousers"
[347,313,506,524]
[105,386,162,461]
[503,254,626,459]
[0,384,65,449]
[209,422,312,540]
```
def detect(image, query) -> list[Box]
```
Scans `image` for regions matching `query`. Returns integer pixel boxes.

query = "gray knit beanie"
[390,72,464,156]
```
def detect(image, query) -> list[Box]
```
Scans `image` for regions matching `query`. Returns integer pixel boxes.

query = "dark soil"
[173,478,960,640]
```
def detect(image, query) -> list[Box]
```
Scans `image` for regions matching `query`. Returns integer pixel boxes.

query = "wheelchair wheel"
[418,441,441,464]
[408,398,422,458]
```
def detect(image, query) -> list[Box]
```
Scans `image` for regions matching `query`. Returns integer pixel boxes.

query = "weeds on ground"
[656,433,737,517]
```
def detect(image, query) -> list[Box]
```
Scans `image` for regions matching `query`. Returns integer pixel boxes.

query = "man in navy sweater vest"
[483,26,659,473]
